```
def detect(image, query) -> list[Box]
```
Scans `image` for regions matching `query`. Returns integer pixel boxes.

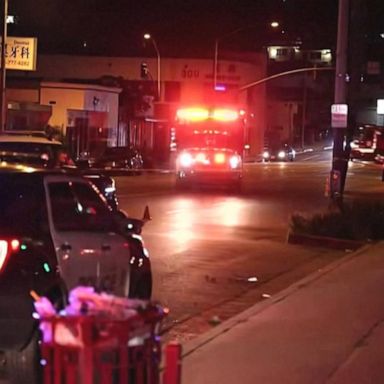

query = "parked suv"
[0,133,119,209]
[0,164,152,384]
[89,146,144,173]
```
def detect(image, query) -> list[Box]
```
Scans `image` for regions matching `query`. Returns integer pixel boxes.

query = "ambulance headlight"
[179,152,193,167]
[229,155,241,169]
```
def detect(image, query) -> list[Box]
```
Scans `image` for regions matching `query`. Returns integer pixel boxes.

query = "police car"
[0,164,151,384]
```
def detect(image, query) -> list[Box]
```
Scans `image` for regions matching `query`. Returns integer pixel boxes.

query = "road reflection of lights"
[170,198,196,253]
[216,198,244,227]
[172,230,195,253]
[167,197,246,251]
[348,160,365,170]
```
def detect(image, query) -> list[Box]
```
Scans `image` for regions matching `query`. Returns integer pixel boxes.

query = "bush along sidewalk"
[288,200,384,249]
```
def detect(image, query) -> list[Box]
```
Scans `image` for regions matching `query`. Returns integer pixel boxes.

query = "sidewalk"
[181,242,384,384]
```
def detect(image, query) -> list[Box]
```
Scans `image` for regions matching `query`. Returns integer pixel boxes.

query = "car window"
[0,142,55,158]
[0,174,47,234]
[48,181,114,232]
[0,141,74,167]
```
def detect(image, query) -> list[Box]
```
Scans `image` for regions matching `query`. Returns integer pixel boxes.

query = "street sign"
[1,36,37,71]
[331,103,348,128]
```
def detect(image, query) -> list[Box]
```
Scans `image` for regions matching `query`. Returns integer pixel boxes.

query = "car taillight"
[0,239,20,272]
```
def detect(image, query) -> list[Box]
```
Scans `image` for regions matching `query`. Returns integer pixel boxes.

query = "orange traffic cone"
[142,205,152,221]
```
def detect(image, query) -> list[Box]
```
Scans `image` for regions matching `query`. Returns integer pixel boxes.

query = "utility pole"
[330,0,349,201]
[346,0,366,156]
[301,72,307,150]
[0,0,7,133]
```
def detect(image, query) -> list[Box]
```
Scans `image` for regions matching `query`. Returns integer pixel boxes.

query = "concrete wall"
[39,83,120,136]
[6,88,39,103]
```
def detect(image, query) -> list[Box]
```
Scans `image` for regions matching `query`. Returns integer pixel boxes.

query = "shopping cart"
[39,303,181,384]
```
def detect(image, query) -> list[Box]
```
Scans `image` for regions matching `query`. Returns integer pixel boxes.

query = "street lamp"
[213,21,280,90]
[144,33,161,101]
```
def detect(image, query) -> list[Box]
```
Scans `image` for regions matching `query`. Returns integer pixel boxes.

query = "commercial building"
[7,52,267,165]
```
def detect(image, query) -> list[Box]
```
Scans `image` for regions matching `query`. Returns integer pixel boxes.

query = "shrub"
[290,201,384,241]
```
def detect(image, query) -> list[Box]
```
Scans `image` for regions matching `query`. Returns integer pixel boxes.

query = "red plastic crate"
[39,305,178,384]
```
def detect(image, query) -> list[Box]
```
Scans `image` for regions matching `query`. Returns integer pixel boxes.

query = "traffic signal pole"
[331,0,350,202]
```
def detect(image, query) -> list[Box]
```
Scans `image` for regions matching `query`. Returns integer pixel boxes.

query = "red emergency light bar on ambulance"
[174,106,244,191]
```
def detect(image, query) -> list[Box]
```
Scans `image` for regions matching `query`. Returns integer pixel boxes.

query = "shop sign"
[2,36,37,71]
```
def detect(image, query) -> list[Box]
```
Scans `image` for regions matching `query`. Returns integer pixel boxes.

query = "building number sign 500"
[182,65,200,79]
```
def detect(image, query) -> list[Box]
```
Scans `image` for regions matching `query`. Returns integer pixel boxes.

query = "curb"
[181,242,375,358]
[287,231,367,250]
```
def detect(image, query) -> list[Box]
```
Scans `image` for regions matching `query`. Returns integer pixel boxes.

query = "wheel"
[6,331,42,384]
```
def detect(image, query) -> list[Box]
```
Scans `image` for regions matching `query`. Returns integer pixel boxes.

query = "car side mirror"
[114,209,146,235]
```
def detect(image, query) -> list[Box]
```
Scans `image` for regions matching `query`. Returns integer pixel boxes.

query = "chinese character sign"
[1,37,37,71]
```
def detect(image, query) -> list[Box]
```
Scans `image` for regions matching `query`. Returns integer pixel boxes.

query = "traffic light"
[140,62,148,79]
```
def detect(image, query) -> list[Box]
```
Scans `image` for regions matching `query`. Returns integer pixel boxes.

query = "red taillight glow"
[0,241,8,271]
[0,239,19,272]
[214,153,226,164]
[10,239,20,251]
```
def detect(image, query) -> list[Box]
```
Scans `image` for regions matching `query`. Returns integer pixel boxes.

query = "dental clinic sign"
[2,37,37,71]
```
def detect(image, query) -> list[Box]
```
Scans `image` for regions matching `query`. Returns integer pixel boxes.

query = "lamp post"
[213,22,280,90]
[144,33,161,101]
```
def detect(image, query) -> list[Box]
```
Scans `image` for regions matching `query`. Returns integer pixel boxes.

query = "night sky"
[7,0,383,58]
